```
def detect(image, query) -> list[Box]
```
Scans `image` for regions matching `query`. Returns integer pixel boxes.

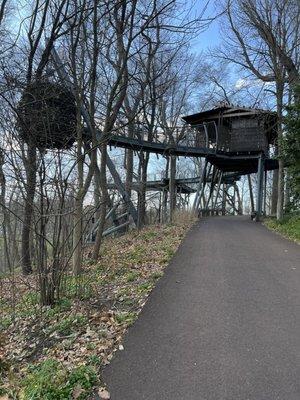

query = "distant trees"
[157,50,199,221]
[217,0,300,219]
[0,0,8,25]
[283,85,300,208]
[0,0,207,305]
[18,0,80,275]
[3,0,297,307]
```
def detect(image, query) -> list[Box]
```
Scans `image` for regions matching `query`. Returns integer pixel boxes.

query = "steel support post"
[213,171,223,210]
[225,187,239,214]
[255,153,265,221]
[247,174,255,213]
[193,158,208,211]
[200,163,212,210]
[222,183,226,215]
[233,186,236,215]
[169,154,176,221]
[263,170,267,215]
[205,166,217,211]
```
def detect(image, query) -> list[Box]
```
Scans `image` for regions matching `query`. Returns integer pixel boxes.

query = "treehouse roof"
[182,105,277,144]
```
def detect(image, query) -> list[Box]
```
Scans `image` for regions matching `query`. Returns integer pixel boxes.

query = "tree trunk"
[72,194,83,275]
[125,149,133,197]
[93,161,101,226]
[92,144,108,260]
[137,152,149,228]
[284,170,291,210]
[0,153,11,271]
[38,159,56,306]
[277,160,284,220]
[21,143,37,275]
[276,83,284,220]
[125,121,134,198]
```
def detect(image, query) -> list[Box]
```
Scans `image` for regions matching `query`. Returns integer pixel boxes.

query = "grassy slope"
[0,217,194,399]
[264,213,300,243]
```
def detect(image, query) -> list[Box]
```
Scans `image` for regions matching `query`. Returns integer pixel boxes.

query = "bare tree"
[218,0,300,219]
[19,0,78,274]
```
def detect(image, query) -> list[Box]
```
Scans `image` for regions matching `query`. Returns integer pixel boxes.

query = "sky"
[190,0,221,54]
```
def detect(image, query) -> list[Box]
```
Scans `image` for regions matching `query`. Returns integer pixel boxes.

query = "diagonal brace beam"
[50,47,138,226]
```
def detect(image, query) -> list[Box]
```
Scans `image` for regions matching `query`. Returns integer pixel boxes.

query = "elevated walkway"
[106,173,243,194]
[107,134,278,174]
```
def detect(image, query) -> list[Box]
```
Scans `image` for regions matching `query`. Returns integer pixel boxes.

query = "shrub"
[126,271,139,282]
[49,314,87,336]
[21,360,97,400]
[68,365,97,392]
[115,311,137,326]
[0,316,12,332]
[265,213,300,242]
[21,360,70,399]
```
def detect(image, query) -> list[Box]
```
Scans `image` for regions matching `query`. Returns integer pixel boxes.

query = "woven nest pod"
[17,80,77,150]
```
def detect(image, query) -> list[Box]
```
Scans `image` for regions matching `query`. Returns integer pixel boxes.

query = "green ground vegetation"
[264,213,300,243]
[0,215,195,399]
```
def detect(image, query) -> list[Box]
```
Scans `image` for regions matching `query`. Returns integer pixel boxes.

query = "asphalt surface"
[103,216,300,400]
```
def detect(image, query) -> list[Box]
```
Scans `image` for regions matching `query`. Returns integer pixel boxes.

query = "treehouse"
[182,104,277,154]
[17,80,77,150]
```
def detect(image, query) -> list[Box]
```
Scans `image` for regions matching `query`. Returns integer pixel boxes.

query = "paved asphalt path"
[103,216,300,400]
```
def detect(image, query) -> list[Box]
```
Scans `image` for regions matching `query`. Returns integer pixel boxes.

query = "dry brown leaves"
[0,219,194,396]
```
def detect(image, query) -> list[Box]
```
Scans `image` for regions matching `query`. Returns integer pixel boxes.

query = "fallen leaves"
[0,220,194,396]
[98,387,110,399]
[72,384,85,399]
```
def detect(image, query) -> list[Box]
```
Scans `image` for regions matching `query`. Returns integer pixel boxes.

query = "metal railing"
[177,121,219,151]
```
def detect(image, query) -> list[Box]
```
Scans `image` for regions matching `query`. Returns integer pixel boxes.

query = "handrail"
[213,121,218,152]
[203,123,209,148]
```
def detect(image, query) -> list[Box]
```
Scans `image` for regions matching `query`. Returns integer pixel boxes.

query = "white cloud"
[235,78,249,89]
